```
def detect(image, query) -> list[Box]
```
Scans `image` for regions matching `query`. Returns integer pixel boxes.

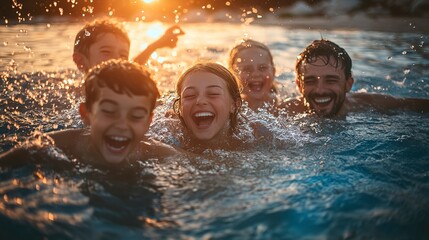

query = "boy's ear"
[79,103,90,125]
[346,77,354,92]
[73,52,88,72]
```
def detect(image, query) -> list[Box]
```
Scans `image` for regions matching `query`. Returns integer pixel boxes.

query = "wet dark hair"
[173,62,242,133]
[296,39,352,80]
[73,18,130,57]
[84,59,160,112]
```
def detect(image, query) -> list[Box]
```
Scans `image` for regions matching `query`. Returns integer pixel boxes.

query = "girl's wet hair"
[174,62,243,133]
[84,59,160,112]
[296,39,353,79]
[228,39,277,93]
[73,18,130,57]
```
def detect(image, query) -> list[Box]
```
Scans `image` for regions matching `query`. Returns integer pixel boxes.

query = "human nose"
[113,113,130,129]
[196,95,208,105]
[315,77,326,91]
[250,69,259,76]
[113,51,126,60]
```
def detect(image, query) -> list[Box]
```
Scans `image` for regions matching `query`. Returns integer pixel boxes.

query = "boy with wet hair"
[0,59,177,167]
[280,39,429,118]
[73,18,184,73]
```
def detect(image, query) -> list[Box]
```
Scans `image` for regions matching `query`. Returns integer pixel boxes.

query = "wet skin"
[233,47,275,109]
[80,33,129,72]
[80,87,152,164]
[179,71,236,143]
[297,57,353,117]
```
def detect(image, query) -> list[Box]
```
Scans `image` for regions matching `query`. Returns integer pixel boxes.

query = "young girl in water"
[228,39,279,112]
[172,62,253,152]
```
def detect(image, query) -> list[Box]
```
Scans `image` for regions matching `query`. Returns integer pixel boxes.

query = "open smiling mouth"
[192,112,215,128]
[248,82,263,92]
[105,136,130,152]
[313,96,332,105]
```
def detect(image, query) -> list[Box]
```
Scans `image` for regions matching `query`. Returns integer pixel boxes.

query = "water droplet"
[403,68,410,75]
[402,51,407,55]
[84,29,90,36]
[387,56,392,60]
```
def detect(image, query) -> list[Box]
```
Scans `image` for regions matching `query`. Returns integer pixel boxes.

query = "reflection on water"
[1,21,429,239]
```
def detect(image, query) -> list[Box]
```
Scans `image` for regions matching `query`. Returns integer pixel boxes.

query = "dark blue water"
[1,21,429,239]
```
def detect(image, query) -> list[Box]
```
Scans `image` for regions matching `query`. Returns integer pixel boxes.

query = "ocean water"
[1,20,429,239]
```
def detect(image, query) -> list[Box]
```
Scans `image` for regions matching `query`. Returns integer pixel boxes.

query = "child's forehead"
[94,32,129,44]
[238,47,268,56]
[95,86,151,102]
[234,47,271,64]
[183,71,227,87]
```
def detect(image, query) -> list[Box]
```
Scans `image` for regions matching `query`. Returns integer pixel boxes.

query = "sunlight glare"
[142,0,157,3]
[146,23,164,38]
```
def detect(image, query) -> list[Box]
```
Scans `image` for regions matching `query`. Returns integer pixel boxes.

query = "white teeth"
[109,136,129,141]
[194,112,214,118]
[315,97,331,103]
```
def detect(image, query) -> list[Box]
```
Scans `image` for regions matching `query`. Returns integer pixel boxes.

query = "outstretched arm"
[0,147,33,167]
[352,93,429,113]
[393,97,429,113]
[133,25,185,65]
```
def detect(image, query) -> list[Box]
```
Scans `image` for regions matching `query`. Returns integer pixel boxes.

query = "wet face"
[81,87,152,164]
[233,47,275,104]
[297,57,353,117]
[84,33,129,72]
[179,71,236,142]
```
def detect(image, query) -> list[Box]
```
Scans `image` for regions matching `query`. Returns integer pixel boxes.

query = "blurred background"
[1,0,429,24]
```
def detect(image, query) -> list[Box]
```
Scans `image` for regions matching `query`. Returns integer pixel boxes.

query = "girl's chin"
[103,156,127,164]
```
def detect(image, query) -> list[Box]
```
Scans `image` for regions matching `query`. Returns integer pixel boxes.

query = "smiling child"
[173,62,245,151]
[228,39,279,112]
[1,59,177,167]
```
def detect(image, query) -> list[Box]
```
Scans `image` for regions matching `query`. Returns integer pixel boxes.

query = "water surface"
[1,21,428,239]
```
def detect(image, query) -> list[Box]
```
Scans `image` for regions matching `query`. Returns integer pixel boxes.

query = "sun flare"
[142,0,157,3]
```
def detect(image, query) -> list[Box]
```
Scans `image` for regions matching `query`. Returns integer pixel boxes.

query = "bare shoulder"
[48,129,89,155]
[348,92,429,113]
[349,92,395,103]
[0,130,85,167]
[139,139,181,159]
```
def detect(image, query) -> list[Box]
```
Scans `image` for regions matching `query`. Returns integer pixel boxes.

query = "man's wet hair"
[296,39,352,79]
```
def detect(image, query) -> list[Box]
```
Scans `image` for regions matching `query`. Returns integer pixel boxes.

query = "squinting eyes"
[131,115,146,120]
[237,65,271,73]
[101,108,115,113]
